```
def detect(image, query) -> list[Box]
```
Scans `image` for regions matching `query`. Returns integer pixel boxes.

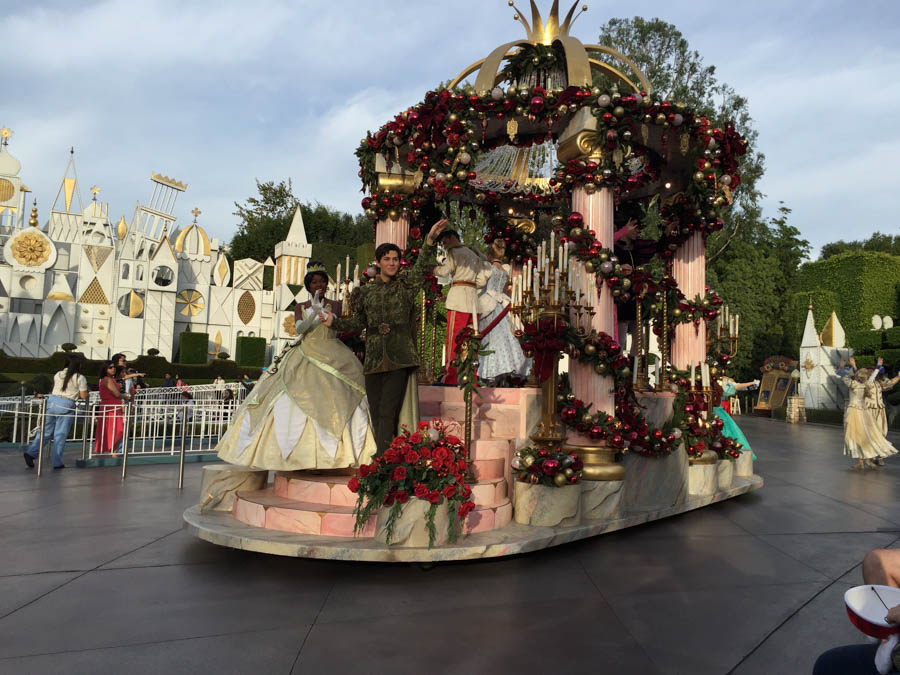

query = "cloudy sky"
[3,0,898,257]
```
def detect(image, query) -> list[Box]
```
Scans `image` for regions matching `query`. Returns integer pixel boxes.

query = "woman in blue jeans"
[23,355,89,470]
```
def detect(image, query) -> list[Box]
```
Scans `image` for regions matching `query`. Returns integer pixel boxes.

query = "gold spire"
[508,0,587,45]
[0,128,10,147]
[116,215,128,240]
[28,199,38,227]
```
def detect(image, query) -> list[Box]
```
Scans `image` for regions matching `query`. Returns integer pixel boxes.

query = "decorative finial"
[508,0,586,45]
[191,207,201,223]
[90,185,100,199]
[0,128,11,147]
[808,294,813,311]
[29,199,38,227]
[70,146,74,156]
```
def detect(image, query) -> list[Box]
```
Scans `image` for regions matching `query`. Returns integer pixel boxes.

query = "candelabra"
[707,306,740,360]
[509,241,580,451]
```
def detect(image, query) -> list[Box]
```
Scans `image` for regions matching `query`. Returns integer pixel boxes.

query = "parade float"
[185,0,762,562]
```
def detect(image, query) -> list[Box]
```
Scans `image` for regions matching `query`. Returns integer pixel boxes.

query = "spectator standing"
[23,355,89,470]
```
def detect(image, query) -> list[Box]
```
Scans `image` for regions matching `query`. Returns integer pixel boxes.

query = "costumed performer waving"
[433,227,493,385]
[477,239,531,385]
[323,219,446,454]
[714,376,759,459]
[865,357,900,466]
[841,356,898,470]
[216,261,377,471]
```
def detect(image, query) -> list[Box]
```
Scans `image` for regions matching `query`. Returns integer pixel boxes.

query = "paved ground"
[1,416,897,674]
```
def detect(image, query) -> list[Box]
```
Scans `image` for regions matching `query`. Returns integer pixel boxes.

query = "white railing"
[14,396,244,487]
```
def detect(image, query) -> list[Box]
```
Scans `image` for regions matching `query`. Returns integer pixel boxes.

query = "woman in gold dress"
[216,262,377,471]
[842,357,897,469]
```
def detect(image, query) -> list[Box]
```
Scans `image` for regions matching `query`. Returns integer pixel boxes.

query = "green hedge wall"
[795,251,900,333]
[855,355,876,368]
[876,348,900,371]
[884,326,900,348]
[178,332,209,364]
[235,336,267,367]
[847,329,883,355]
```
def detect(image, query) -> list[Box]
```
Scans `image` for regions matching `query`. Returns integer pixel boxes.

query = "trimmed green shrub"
[796,251,900,333]
[847,330,883,355]
[772,406,786,420]
[235,336,266,367]
[178,332,209,364]
[855,355,876,368]
[884,326,900,348]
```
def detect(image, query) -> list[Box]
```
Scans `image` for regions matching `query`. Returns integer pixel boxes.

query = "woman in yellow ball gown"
[842,357,897,469]
[216,262,377,471]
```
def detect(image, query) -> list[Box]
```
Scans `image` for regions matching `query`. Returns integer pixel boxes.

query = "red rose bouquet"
[349,419,475,547]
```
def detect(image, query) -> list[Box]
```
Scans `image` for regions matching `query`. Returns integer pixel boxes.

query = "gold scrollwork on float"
[10,232,50,266]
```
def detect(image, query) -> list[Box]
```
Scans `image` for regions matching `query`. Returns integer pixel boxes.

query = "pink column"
[375,214,410,249]
[568,187,615,425]
[671,232,706,369]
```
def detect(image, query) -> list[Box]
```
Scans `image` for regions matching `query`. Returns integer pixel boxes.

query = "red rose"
[417,420,430,430]
[457,459,467,473]
[458,501,476,517]
[384,449,402,464]
[446,435,461,445]
[409,432,423,444]
[419,447,432,460]
[392,466,407,481]
[383,493,395,506]
[409,227,421,240]
[358,463,371,478]
[461,486,472,499]
[413,484,429,499]
[395,490,409,503]
[442,484,457,498]
[404,449,420,464]
[428,490,441,504]
[347,476,360,493]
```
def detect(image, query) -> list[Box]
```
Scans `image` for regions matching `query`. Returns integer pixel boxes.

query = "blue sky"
[3,0,899,257]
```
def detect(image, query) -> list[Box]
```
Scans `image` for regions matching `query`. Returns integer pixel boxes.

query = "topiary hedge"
[805,408,845,426]
[785,290,837,354]
[884,326,900,348]
[847,329,883,355]
[178,332,209,364]
[876,348,900,372]
[235,336,266,367]
[795,251,900,334]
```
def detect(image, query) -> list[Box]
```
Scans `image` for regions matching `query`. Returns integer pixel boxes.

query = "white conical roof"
[286,206,308,245]
[800,306,820,348]
[0,147,21,177]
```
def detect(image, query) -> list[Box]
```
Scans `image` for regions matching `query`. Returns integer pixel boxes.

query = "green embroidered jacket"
[332,243,436,374]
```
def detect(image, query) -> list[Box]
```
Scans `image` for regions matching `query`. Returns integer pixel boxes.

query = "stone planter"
[735,451,753,477]
[513,482,582,527]
[688,450,718,497]
[375,499,451,548]
[581,481,624,521]
[199,465,268,512]
[717,459,734,491]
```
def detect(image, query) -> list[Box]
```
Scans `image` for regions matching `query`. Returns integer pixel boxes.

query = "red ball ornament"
[529,96,545,114]
[567,212,584,228]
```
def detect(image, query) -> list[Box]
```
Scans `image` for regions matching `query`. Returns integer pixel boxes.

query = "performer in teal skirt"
[714,378,759,458]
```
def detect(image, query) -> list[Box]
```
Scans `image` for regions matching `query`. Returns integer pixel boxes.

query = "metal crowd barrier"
[15,395,241,487]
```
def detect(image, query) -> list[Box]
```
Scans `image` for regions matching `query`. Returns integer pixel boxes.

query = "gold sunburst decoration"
[176,289,205,317]
[11,232,50,266]
[803,358,815,372]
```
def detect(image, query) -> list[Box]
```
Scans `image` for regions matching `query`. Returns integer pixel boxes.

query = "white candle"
[533,271,539,299]
[690,363,696,386]
[353,265,359,283]
[442,343,446,366]
[550,231,555,260]
[729,315,735,335]
[345,256,350,278]
[735,314,740,336]
[342,290,348,315]
[553,269,559,303]
[702,364,710,388]
[472,301,478,331]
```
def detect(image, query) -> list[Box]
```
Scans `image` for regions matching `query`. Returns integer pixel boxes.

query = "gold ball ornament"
[554,473,568,487]
[584,343,597,355]
[456,170,468,181]
[570,227,583,237]
[673,308,682,317]
[564,468,574,477]
[584,262,595,273]
[594,363,608,375]
[523,454,535,467]
[613,106,625,118]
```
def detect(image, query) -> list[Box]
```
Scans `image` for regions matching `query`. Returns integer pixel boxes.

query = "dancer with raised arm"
[841,356,898,469]
[323,219,447,454]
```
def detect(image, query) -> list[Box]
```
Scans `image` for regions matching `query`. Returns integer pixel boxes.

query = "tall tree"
[819,231,900,260]
[230,179,373,262]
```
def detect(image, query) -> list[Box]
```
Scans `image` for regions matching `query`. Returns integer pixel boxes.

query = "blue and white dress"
[477,265,531,382]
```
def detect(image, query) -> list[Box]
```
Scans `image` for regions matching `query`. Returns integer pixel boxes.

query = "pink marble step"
[273,472,357,507]
[464,499,513,534]
[473,458,505,480]
[472,439,512,460]
[233,489,375,538]
[419,401,442,417]
[474,418,520,439]
[418,386,536,405]
[471,477,508,507]
[439,401,521,423]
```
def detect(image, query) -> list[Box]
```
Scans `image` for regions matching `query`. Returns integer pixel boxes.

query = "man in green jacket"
[323,219,447,453]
